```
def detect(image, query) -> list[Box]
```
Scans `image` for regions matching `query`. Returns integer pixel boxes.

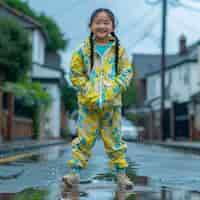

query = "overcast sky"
[23,0,200,73]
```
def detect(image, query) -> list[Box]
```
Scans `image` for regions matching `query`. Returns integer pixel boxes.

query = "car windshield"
[122,118,134,127]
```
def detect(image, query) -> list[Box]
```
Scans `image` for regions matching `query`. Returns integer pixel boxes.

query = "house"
[0,2,67,140]
[31,55,66,139]
[133,35,200,141]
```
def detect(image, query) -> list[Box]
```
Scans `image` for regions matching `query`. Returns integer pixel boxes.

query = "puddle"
[1,146,200,199]
[0,188,48,200]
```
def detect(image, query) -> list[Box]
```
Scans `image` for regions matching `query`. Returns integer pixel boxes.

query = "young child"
[62,8,134,191]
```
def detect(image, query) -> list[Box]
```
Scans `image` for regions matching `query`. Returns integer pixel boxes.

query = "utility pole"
[160,0,167,141]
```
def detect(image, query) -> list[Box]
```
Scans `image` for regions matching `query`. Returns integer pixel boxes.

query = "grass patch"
[14,188,48,200]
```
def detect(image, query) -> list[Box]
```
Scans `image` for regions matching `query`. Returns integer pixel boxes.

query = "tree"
[37,13,68,51]
[0,16,31,82]
[3,0,37,18]
[61,83,78,114]
[3,0,68,52]
[122,77,137,110]
[0,15,31,140]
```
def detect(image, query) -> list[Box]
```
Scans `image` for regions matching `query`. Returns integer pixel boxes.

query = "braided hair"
[89,32,94,72]
[88,8,119,74]
[111,32,119,74]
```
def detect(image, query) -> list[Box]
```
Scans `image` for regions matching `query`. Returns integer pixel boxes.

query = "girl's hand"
[79,81,101,108]
[103,79,121,102]
[103,80,113,87]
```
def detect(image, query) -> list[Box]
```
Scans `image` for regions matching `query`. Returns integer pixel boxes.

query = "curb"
[0,140,69,156]
[143,141,200,154]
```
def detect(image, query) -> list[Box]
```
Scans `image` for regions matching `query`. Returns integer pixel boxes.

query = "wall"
[147,62,200,110]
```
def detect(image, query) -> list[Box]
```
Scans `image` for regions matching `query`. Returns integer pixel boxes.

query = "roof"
[32,62,66,87]
[133,40,198,79]
[0,1,48,41]
[32,61,65,75]
[133,54,178,79]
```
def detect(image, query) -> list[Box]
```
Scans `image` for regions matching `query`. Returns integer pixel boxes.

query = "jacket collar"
[85,34,116,50]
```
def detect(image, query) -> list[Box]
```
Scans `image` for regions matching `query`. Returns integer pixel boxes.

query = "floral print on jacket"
[69,35,134,109]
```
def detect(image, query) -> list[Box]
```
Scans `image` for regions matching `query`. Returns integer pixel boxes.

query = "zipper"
[99,57,103,109]
[97,47,111,109]
[94,40,114,108]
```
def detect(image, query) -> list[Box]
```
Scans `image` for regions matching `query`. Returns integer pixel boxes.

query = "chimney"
[179,34,187,56]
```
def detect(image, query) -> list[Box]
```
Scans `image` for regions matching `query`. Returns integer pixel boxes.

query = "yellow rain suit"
[68,35,134,173]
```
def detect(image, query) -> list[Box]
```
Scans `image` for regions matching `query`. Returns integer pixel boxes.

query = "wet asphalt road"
[0,139,200,199]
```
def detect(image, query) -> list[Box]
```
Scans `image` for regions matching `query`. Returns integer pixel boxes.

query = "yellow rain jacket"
[70,35,134,109]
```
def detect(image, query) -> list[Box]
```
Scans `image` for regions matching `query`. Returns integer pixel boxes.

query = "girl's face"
[90,12,114,40]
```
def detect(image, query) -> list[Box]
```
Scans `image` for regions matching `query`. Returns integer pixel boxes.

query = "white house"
[134,35,200,141]
[0,2,66,139]
[31,62,65,138]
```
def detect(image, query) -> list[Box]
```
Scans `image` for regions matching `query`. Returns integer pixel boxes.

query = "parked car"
[68,114,139,141]
[67,111,78,139]
[121,117,138,141]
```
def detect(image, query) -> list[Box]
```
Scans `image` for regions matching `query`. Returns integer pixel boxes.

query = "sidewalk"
[0,139,69,156]
[145,140,200,154]
[2,138,200,158]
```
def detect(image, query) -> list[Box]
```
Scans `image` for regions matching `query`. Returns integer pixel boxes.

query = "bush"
[3,0,68,51]
[122,76,137,109]
[1,81,52,139]
[124,112,144,126]
[61,83,78,114]
[60,128,71,140]
[0,16,31,82]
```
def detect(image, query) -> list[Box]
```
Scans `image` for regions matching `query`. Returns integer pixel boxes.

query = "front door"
[174,102,189,140]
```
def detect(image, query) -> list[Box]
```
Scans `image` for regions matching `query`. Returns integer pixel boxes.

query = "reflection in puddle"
[0,169,24,180]
[114,187,137,200]
[0,188,48,200]
[11,146,67,164]
[1,159,200,199]
[1,180,200,200]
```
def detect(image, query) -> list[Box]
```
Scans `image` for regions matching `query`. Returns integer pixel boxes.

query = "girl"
[62,8,134,191]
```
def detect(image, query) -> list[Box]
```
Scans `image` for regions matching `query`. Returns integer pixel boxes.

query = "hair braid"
[111,32,119,74]
[89,32,94,72]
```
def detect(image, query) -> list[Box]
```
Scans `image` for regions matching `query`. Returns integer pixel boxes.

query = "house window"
[155,111,160,128]
[38,36,42,62]
[165,71,172,100]
[43,86,48,92]
[183,66,189,85]
[3,93,8,110]
[149,78,156,99]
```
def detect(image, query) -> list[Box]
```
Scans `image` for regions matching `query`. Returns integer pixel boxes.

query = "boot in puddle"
[116,173,134,190]
[61,173,80,198]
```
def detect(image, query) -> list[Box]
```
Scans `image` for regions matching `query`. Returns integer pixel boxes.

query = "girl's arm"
[115,48,134,93]
[69,48,89,92]
[104,49,134,101]
[70,48,100,107]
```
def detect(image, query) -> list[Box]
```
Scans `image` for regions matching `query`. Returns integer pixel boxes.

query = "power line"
[149,33,161,48]
[180,3,200,12]
[145,0,161,5]
[171,15,200,34]
[64,0,90,13]
[123,6,161,44]
[167,0,200,38]
[120,6,159,35]
[168,0,179,7]
[126,12,160,50]
[145,0,200,11]
[145,0,178,7]
[186,0,200,3]
[129,29,160,49]
[170,0,200,12]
